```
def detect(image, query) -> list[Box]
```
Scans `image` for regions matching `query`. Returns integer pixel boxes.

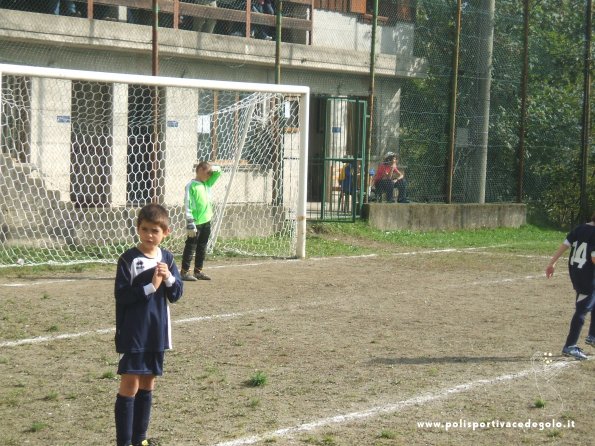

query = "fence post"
[446,0,462,203]
[275,0,283,84]
[517,0,529,203]
[580,0,593,222]
[364,0,378,204]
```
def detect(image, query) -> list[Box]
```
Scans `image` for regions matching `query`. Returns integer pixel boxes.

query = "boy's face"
[137,220,170,251]
[197,165,213,182]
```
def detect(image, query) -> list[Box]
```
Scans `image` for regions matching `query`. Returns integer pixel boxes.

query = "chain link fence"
[0,0,593,229]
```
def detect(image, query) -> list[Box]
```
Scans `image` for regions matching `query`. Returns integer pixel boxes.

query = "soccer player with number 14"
[545,210,595,360]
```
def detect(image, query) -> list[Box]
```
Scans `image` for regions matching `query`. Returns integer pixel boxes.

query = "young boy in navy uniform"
[546,210,595,360]
[114,204,184,446]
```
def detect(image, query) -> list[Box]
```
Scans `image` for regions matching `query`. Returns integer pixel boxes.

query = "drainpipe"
[364,0,378,204]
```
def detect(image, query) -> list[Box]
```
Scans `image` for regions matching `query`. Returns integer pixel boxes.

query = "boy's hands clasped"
[152,261,171,289]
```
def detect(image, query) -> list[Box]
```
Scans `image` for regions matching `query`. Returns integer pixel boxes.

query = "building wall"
[312,10,415,57]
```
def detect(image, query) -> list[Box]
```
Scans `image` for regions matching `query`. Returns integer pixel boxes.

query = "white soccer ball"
[16,258,24,266]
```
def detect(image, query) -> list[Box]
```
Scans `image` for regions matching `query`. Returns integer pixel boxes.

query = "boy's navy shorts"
[117,352,164,376]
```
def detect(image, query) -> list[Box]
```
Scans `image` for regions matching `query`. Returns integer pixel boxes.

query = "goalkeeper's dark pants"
[182,221,211,273]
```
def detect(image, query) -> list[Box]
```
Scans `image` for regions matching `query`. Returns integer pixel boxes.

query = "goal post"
[0,63,309,266]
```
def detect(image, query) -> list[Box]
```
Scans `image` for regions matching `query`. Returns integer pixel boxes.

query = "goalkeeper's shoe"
[585,335,595,347]
[181,272,198,282]
[194,271,211,281]
[562,345,588,360]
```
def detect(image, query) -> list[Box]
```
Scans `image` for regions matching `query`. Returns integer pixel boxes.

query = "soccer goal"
[0,63,309,266]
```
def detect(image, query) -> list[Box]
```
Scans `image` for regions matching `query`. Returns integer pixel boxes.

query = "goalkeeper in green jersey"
[181,161,221,281]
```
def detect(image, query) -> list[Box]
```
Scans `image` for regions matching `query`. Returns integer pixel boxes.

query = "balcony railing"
[0,0,415,46]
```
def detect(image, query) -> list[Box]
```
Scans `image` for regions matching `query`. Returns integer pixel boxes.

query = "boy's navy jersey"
[114,247,183,354]
[566,223,595,295]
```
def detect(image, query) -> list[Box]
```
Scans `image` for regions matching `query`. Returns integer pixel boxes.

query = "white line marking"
[0,246,543,288]
[0,304,318,348]
[211,361,574,446]
[470,274,543,285]
[0,328,115,347]
[175,307,277,325]
[3,279,77,287]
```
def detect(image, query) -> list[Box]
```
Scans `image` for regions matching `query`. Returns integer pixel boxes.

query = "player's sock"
[115,394,135,446]
[131,389,153,444]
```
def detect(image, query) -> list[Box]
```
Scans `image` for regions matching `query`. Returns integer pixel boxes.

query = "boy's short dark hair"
[195,161,211,172]
[137,203,170,231]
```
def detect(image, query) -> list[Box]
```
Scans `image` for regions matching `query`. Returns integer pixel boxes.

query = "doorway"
[307,96,367,221]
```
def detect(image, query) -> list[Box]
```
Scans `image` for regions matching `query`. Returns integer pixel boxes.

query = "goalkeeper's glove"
[186,220,197,238]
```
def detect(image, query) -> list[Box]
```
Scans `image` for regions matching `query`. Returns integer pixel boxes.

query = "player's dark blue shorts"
[117,352,165,376]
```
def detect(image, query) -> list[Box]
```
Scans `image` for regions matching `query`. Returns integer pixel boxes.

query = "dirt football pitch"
[1,247,595,445]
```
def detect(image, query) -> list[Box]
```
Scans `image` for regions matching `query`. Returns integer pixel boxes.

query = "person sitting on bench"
[373,152,410,203]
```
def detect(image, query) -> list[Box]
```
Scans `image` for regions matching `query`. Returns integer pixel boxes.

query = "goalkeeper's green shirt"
[184,166,221,225]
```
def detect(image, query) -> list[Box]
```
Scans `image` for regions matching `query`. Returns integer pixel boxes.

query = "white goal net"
[0,64,309,267]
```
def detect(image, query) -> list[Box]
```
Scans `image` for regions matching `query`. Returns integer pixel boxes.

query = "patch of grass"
[1,388,25,408]
[46,325,59,332]
[320,434,337,445]
[27,422,48,433]
[378,429,396,439]
[547,429,562,438]
[307,221,565,256]
[247,370,268,387]
[99,371,116,380]
[533,398,546,408]
[198,364,227,385]
[43,391,59,401]
[247,397,261,408]
[427,367,439,377]
[306,234,372,257]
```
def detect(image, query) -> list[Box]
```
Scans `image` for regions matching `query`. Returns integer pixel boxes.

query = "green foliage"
[247,370,268,387]
[398,0,593,227]
[379,429,397,439]
[27,422,48,433]
[534,398,546,409]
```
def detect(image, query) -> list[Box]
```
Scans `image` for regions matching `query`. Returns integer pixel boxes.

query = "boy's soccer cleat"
[562,345,588,360]
[181,272,198,282]
[194,271,211,280]
[585,335,595,347]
